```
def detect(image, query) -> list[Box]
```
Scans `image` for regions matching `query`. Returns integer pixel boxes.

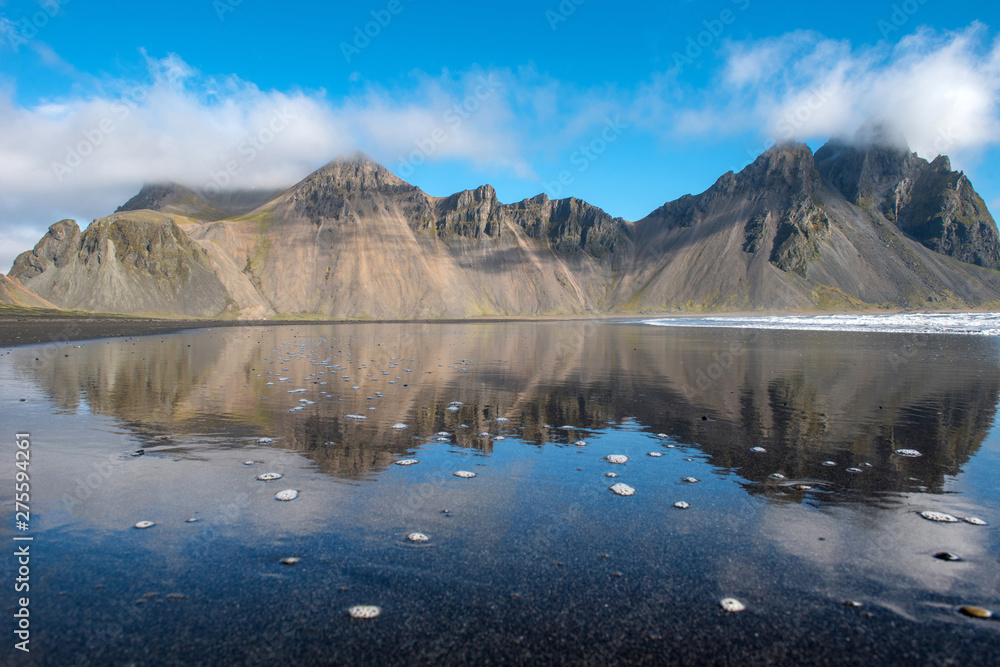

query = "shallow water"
[2,320,999,665]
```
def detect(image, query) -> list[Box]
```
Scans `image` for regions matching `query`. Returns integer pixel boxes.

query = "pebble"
[749,447,766,453]
[792,484,813,491]
[920,511,959,523]
[768,473,785,480]
[609,483,636,496]
[395,459,419,466]
[406,532,430,543]
[674,501,690,509]
[720,598,746,613]
[256,472,283,481]
[845,467,863,474]
[131,449,145,457]
[934,552,962,561]
[682,477,700,483]
[894,449,922,458]
[959,605,994,619]
[821,460,837,467]
[453,471,476,478]
[348,605,382,619]
[185,517,200,523]
[275,489,299,501]
[242,460,256,466]
[605,455,629,464]
[133,521,155,529]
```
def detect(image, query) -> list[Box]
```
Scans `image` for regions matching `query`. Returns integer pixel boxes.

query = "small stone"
[843,600,863,609]
[768,473,786,480]
[185,517,200,523]
[720,598,746,613]
[349,605,382,619]
[920,511,959,523]
[609,483,636,496]
[275,489,299,501]
[242,460,256,466]
[792,484,813,491]
[605,455,629,464]
[894,449,922,458]
[821,460,837,467]
[845,467,863,474]
[131,449,145,457]
[406,532,429,543]
[453,470,476,478]
[134,521,155,529]
[934,552,962,561]
[959,605,993,619]
[749,447,766,453]
[682,477,700,483]
[256,472,283,481]
[674,501,690,509]
[395,459,419,466]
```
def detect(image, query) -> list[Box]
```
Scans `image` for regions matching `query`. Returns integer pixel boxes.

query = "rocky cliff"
[11,139,1000,318]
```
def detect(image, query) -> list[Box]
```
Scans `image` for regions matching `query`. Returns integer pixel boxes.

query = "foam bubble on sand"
[453,471,476,478]
[134,521,155,529]
[920,511,959,523]
[609,483,636,496]
[275,489,299,501]
[640,312,1000,336]
[256,472,282,481]
[606,455,629,464]
[348,605,381,619]
[395,459,419,466]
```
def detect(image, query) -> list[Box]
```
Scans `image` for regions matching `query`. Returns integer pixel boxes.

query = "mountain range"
[8,126,1000,318]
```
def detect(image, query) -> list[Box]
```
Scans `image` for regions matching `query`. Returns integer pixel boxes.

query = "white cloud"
[662,24,1000,164]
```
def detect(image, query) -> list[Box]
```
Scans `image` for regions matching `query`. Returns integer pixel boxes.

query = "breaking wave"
[638,312,1000,336]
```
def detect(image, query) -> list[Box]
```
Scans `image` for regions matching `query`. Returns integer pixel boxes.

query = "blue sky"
[1,0,999,272]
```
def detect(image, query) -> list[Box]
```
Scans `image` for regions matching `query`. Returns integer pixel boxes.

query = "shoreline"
[1,307,997,348]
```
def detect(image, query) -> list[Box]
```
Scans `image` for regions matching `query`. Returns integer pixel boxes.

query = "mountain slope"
[10,141,1000,319]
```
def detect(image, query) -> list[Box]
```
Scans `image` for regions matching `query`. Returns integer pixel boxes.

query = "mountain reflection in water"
[6,320,1000,666]
[22,321,1000,497]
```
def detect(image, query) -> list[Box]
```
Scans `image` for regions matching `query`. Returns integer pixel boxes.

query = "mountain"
[0,273,57,309]
[10,138,1000,318]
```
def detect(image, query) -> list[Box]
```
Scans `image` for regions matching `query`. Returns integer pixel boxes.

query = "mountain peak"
[307,152,409,190]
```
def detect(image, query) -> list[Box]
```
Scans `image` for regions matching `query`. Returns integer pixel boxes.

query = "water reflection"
[19,321,1000,496]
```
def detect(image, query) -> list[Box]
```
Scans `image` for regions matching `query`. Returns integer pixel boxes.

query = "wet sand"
[2,320,998,665]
